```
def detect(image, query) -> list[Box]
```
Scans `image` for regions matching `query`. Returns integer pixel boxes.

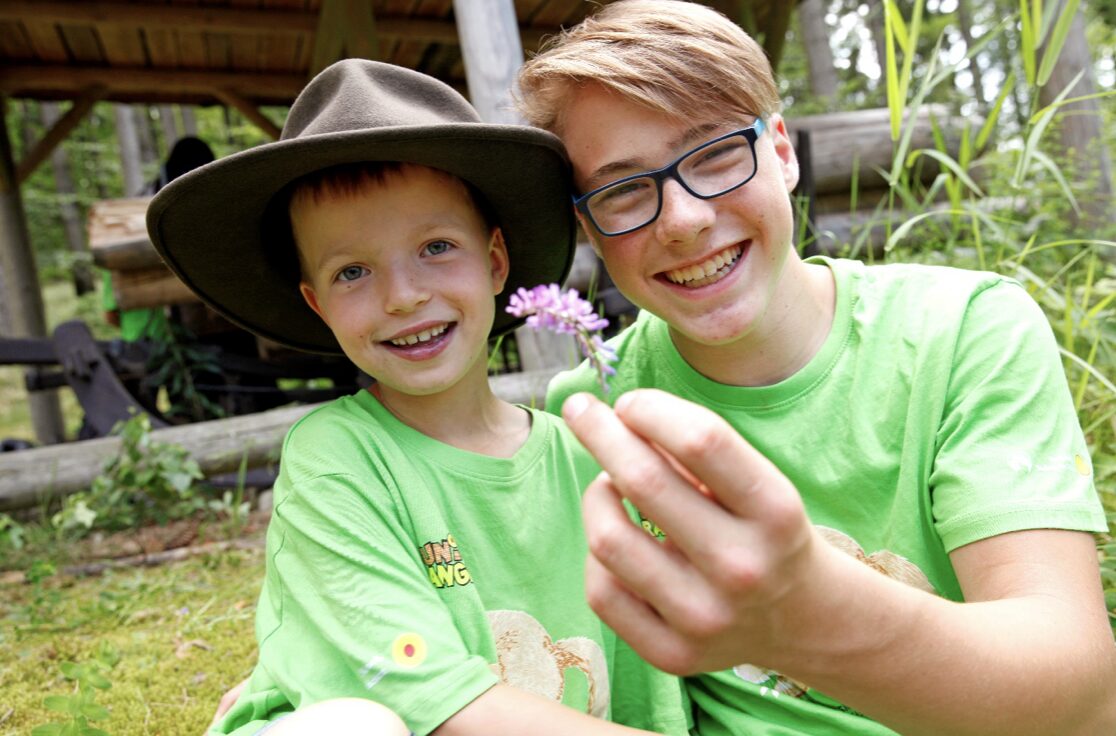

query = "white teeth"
[665,245,743,286]
[389,323,448,347]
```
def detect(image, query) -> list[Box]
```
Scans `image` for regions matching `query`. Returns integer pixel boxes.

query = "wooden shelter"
[0,0,801,445]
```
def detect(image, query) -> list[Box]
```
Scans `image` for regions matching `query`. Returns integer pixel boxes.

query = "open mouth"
[386,322,450,347]
[661,243,746,288]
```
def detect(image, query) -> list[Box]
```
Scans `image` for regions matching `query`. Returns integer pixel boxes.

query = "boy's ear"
[768,114,800,193]
[488,228,511,295]
[299,281,327,323]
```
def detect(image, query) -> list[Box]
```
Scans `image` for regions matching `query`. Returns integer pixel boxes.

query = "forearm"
[433,684,654,736]
[776,544,1116,736]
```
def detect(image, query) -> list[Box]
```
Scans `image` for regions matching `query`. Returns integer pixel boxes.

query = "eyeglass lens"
[586,131,758,235]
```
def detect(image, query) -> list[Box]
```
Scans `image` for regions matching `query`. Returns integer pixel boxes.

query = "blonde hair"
[517,0,781,135]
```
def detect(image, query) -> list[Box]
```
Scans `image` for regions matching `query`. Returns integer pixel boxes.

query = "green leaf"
[1020,0,1037,86]
[96,640,121,669]
[31,724,64,736]
[80,702,110,721]
[43,695,74,714]
[60,662,83,679]
[904,149,985,197]
[1036,0,1082,87]
[975,71,1014,150]
[83,670,111,690]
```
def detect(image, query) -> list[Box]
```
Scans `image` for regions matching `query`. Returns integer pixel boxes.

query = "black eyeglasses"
[573,119,766,237]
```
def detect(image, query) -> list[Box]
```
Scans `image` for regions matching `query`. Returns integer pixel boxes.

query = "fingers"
[613,389,799,521]
[563,392,781,566]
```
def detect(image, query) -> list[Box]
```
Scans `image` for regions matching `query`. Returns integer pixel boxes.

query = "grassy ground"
[0,541,264,736]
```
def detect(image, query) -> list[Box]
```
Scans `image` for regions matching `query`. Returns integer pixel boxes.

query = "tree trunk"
[134,106,158,172]
[453,0,576,371]
[40,102,93,295]
[0,99,66,444]
[113,104,145,196]
[799,0,838,100]
[1038,0,1114,229]
[158,104,180,148]
[181,106,198,138]
[866,0,888,89]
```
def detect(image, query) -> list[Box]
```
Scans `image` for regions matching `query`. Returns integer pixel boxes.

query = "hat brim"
[147,124,576,354]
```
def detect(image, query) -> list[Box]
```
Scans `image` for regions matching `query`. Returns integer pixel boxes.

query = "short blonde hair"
[517,0,781,135]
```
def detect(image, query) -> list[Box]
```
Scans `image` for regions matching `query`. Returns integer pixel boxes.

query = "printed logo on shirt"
[419,534,473,588]
[732,526,934,713]
[488,609,610,718]
[1007,451,1093,477]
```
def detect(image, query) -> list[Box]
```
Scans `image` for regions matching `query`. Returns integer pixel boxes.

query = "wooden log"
[111,263,199,310]
[89,234,164,270]
[785,105,975,195]
[0,369,558,511]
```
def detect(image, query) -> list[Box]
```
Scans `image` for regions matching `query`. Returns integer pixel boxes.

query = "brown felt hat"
[146,59,576,354]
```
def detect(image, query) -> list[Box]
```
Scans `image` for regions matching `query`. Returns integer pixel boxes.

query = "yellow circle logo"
[1074,454,1092,476]
[392,633,427,668]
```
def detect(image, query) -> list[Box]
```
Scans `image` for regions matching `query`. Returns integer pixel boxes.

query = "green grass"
[0,545,263,736]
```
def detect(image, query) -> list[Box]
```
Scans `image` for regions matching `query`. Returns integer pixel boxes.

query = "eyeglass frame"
[572,118,767,237]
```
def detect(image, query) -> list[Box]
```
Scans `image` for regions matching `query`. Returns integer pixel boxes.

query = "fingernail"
[614,391,633,413]
[563,393,591,421]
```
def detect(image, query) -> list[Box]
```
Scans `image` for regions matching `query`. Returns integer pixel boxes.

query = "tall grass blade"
[906,149,985,197]
[1037,0,1082,87]
[976,71,1014,150]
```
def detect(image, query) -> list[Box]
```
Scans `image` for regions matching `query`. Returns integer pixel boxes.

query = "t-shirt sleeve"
[253,458,498,735]
[929,280,1107,551]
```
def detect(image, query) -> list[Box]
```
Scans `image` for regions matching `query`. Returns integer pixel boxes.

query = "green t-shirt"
[100,269,169,342]
[546,257,1107,736]
[214,389,690,736]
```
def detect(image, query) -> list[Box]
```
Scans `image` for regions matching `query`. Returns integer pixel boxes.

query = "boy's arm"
[436,684,654,736]
[564,389,1116,736]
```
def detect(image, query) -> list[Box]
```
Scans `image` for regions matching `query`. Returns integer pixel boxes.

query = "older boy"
[148,59,688,736]
[518,1,1116,734]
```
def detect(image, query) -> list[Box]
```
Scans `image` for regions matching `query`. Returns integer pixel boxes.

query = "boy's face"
[295,165,509,397]
[560,83,799,350]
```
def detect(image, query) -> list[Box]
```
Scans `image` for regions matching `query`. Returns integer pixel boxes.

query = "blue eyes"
[333,241,455,284]
[422,240,454,256]
[337,265,368,282]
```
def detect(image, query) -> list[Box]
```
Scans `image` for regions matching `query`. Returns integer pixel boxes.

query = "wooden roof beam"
[310,0,380,76]
[0,2,547,47]
[0,65,305,102]
[212,89,282,140]
[15,84,106,183]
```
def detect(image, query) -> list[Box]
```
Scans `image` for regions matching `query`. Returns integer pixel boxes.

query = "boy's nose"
[382,268,431,314]
[652,178,715,247]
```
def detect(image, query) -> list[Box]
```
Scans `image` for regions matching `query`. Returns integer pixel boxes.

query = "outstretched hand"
[562,389,825,675]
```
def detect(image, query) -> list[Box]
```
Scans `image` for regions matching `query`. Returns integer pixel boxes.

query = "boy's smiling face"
[294,164,509,397]
[560,84,800,354]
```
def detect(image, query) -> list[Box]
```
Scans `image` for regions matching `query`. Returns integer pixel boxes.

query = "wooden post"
[41,102,94,295]
[454,0,576,371]
[0,97,66,444]
[114,103,145,196]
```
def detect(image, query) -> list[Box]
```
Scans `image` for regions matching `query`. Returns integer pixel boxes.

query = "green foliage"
[141,320,227,423]
[53,413,205,536]
[0,511,26,550]
[31,642,120,736]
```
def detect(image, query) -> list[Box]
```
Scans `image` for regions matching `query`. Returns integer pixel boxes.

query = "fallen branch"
[59,537,266,578]
[0,369,557,511]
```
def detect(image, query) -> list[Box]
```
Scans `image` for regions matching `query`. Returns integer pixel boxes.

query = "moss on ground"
[0,545,264,735]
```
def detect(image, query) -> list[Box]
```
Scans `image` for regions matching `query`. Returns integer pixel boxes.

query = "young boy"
[147,59,688,736]
[518,2,1116,734]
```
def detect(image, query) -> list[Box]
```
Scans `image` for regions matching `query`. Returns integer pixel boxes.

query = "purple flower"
[507,284,618,392]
